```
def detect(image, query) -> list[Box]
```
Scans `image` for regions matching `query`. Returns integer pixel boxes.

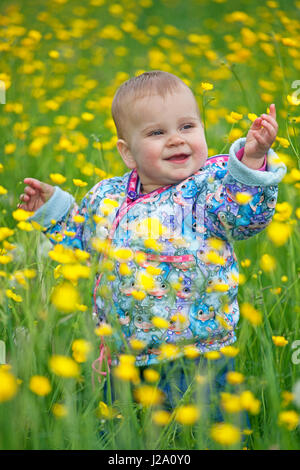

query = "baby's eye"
[181,124,194,130]
[149,130,163,136]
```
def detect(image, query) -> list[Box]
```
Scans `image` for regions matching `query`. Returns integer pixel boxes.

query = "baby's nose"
[167,132,185,146]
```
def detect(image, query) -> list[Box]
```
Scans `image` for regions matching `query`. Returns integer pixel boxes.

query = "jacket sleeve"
[29,186,97,251]
[204,137,287,241]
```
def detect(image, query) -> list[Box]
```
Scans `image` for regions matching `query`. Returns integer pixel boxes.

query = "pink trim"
[146,253,194,262]
[236,147,267,171]
[205,155,229,165]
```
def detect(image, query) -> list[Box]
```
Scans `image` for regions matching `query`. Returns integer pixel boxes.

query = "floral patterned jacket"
[31,138,286,365]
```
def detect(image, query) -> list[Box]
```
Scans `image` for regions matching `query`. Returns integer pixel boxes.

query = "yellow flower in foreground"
[175,405,200,425]
[143,368,160,383]
[183,344,200,359]
[72,339,92,363]
[29,375,52,396]
[12,208,34,221]
[17,221,33,231]
[49,173,66,185]
[158,344,180,361]
[152,410,172,426]
[278,410,299,430]
[73,178,88,187]
[114,355,140,384]
[0,368,18,402]
[51,282,81,313]
[6,289,22,302]
[220,393,242,413]
[220,346,240,357]
[272,335,288,347]
[204,351,221,360]
[0,254,13,264]
[226,371,245,385]
[239,391,260,414]
[287,94,300,106]
[240,303,262,326]
[0,185,8,195]
[210,422,241,446]
[49,355,80,378]
[94,323,113,336]
[267,222,292,246]
[260,253,276,272]
[201,82,214,91]
[52,403,68,418]
[134,385,164,407]
[248,113,258,122]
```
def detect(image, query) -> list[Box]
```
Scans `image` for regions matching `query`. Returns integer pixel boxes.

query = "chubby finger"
[260,111,278,130]
[260,119,277,139]
[23,177,43,191]
[268,103,276,120]
[24,186,36,196]
[19,193,29,202]
[251,116,263,129]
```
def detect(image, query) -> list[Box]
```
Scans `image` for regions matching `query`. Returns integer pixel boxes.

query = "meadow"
[0,0,300,450]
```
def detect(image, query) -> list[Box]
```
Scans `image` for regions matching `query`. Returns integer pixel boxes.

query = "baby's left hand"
[243,103,278,166]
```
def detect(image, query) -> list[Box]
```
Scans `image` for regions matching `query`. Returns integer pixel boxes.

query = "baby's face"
[118,86,208,193]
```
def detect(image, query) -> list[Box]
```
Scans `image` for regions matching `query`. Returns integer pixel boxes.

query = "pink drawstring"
[92,340,111,388]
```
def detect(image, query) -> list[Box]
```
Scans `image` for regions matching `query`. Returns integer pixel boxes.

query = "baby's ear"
[116,139,136,169]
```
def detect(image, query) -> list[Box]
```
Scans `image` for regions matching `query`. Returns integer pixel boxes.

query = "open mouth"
[166,153,190,163]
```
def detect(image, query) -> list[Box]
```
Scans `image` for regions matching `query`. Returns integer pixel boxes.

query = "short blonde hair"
[111,70,199,140]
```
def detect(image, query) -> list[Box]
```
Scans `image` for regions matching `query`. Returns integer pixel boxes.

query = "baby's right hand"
[18,178,55,212]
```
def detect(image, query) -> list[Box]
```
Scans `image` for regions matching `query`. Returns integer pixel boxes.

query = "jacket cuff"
[228,137,287,186]
[29,186,75,229]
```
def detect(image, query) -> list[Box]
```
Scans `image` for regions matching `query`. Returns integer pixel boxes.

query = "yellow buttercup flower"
[51,282,81,313]
[134,385,164,407]
[0,185,8,195]
[175,405,200,425]
[267,222,292,246]
[272,335,288,347]
[240,303,262,326]
[210,422,241,446]
[94,323,113,336]
[52,403,68,418]
[0,368,18,402]
[114,355,140,384]
[220,392,242,413]
[220,346,240,357]
[278,410,299,430]
[49,173,66,185]
[6,289,22,302]
[226,371,245,385]
[183,344,200,359]
[239,391,260,414]
[204,351,221,360]
[158,344,180,361]
[72,339,92,363]
[73,178,88,187]
[29,375,52,396]
[201,82,214,91]
[12,208,34,221]
[260,253,276,272]
[143,368,160,383]
[49,355,80,378]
